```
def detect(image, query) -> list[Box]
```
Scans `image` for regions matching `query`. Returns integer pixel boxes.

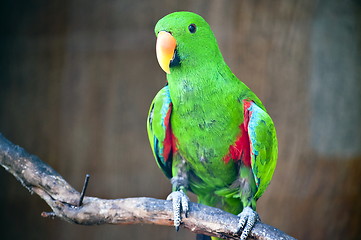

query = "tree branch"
[0,133,295,240]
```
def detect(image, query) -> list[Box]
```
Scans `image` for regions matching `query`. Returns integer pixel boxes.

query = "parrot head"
[155,11,223,74]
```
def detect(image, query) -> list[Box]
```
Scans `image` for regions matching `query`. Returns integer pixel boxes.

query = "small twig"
[78,174,90,207]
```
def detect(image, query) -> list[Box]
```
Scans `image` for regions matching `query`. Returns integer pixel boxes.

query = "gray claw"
[237,206,260,240]
[166,190,190,231]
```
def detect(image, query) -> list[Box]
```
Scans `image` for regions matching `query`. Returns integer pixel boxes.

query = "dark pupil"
[188,24,196,33]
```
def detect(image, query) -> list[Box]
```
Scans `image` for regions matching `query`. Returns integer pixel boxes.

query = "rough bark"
[0,133,295,240]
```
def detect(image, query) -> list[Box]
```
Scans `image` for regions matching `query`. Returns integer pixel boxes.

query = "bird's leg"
[236,167,260,240]
[237,206,260,240]
[166,181,190,231]
[166,156,190,231]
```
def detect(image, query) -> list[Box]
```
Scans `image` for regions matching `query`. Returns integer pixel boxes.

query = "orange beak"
[156,31,176,74]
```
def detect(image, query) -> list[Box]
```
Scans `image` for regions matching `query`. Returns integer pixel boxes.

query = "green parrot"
[147,12,277,240]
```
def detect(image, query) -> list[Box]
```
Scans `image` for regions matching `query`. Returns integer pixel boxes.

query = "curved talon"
[166,191,190,231]
[237,206,260,240]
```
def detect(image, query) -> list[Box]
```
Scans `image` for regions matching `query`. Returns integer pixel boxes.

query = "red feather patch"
[223,100,252,166]
[163,103,178,160]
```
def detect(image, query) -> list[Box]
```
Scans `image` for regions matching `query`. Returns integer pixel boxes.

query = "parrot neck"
[166,59,238,108]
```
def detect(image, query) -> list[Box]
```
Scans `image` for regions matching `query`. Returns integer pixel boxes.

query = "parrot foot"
[236,206,260,240]
[166,190,190,231]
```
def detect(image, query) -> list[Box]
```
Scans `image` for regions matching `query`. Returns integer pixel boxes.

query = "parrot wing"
[147,85,173,179]
[245,100,278,200]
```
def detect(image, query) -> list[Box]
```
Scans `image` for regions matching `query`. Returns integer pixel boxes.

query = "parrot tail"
[196,234,211,240]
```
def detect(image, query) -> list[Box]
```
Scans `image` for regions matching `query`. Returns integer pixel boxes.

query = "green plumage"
[147,11,277,231]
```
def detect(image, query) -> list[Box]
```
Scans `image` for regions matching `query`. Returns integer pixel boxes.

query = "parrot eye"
[188,24,197,33]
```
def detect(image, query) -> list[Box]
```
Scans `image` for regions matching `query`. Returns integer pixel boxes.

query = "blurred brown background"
[1,0,360,239]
